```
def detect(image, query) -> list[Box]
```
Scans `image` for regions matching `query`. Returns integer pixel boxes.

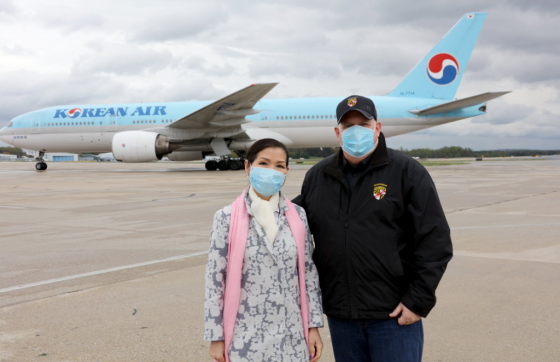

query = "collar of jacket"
[322,132,390,185]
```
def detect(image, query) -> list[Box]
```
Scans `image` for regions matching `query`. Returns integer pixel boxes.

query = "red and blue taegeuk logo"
[67,108,82,119]
[426,53,459,85]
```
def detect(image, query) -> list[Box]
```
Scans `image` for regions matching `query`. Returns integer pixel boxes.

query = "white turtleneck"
[248,186,280,244]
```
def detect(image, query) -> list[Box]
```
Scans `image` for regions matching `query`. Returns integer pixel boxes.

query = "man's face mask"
[340,125,375,158]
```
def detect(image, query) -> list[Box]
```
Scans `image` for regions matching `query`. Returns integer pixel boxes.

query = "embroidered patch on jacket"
[373,183,387,200]
[347,97,357,107]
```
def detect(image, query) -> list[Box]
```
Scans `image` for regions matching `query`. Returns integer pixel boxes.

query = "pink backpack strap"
[284,198,310,346]
[222,189,250,362]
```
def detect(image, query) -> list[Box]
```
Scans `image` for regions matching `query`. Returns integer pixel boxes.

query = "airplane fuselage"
[0,95,485,154]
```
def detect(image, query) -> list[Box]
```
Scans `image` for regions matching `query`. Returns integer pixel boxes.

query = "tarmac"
[0,157,559,361]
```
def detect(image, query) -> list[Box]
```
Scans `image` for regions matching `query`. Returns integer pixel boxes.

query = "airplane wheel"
[237,160,245,170]
[228,160,240,170]
[217,160,229,170]
[42,163,48,170]
[205,160,218,171]
[35,163,44,171]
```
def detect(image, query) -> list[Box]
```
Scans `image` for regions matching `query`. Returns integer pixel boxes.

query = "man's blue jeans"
[327,317,423,362]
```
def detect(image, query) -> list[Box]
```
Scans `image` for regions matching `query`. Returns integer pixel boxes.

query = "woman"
[204,139,324,362]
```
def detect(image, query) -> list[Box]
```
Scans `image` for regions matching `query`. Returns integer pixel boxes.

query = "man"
[293,95,453,361]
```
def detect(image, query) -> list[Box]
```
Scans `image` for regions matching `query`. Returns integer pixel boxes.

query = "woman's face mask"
[248,165,286,197]
[245,147,289,197]
[340,125,375,158]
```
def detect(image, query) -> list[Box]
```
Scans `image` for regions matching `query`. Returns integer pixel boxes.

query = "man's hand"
[308,327,323,362]
[209,341,225,362]
[389,303,422,326]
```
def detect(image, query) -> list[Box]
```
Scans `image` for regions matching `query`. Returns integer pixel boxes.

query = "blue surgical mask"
[341,126,375,158]
[249,165,286,197]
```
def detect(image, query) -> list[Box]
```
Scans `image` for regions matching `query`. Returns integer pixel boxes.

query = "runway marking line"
[0,251,208,294]
[2,223,560,294]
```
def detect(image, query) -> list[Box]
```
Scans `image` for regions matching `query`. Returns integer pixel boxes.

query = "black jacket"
[293,133,452,319]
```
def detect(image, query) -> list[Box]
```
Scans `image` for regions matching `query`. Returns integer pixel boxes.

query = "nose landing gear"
[35,151,47,171]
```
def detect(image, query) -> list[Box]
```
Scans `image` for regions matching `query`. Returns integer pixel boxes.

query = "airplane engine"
[167,151,204,161]
[112,131,178,163]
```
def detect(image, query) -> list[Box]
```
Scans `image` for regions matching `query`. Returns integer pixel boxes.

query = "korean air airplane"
[0,12,508,171]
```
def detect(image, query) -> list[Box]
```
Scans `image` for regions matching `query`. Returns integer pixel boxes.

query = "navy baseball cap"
[336,95,377,124]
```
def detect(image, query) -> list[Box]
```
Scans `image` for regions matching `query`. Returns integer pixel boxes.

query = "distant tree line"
[398,146,560,158]
[288,147,339,159]
[0,146,25,157]
[287,146,560,160]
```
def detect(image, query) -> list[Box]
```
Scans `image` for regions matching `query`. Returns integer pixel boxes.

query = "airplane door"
[107,115,118,132]
[31,117,41,134]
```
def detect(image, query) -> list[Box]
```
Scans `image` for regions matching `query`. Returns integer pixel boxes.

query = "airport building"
[0,154,17,161]
[44,153,79,162]
[25,150,79,162]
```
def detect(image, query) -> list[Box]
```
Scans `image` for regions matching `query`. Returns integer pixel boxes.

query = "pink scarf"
[220,189,309,362]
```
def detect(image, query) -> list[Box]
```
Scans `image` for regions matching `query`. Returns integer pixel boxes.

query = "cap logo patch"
[373,183,387,200]
[347,97,357,107]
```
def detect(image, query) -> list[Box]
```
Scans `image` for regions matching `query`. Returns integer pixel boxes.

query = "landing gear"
[205,160,218,171]
[228,160,243,170]
[35,152,47,171]
[205,154,246,171]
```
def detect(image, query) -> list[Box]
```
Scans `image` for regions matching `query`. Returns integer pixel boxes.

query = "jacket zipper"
[344,161,388,319]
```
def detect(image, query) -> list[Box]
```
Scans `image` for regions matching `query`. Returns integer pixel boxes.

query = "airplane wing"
[409,92,511,116]
[163,83,277,156]
[169,83,278,129]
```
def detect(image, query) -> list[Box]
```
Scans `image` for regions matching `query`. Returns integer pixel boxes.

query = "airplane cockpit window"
[6,121,13,128]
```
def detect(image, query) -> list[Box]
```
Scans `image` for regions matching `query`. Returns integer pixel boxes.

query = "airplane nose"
[0,130,9,144]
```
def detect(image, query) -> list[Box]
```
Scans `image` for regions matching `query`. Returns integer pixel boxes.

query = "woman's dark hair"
[246,138,289,166]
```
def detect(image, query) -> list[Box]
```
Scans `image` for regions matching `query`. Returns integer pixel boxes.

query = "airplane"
[0,12,509,171]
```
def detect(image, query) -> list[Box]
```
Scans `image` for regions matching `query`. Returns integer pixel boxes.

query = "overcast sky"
[1,0,559,150]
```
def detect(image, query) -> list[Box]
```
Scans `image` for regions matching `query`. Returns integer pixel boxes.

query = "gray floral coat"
[204,191,324,362]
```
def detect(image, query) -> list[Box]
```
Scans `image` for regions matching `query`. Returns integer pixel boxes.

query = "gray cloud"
[0,0,15,14]
[73,43,178,75]
[128,5,229,43]
[0,70,125,123]
[41,12,104,32]
[249,55,341,80]
[0,45,34,56]
[471,99,535,125]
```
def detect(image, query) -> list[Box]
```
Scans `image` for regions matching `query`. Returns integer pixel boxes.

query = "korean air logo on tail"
[426,53,459,86]
[67,108,82,119]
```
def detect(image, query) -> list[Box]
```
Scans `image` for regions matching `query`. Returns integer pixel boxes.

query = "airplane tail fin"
[388,12,487,100]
